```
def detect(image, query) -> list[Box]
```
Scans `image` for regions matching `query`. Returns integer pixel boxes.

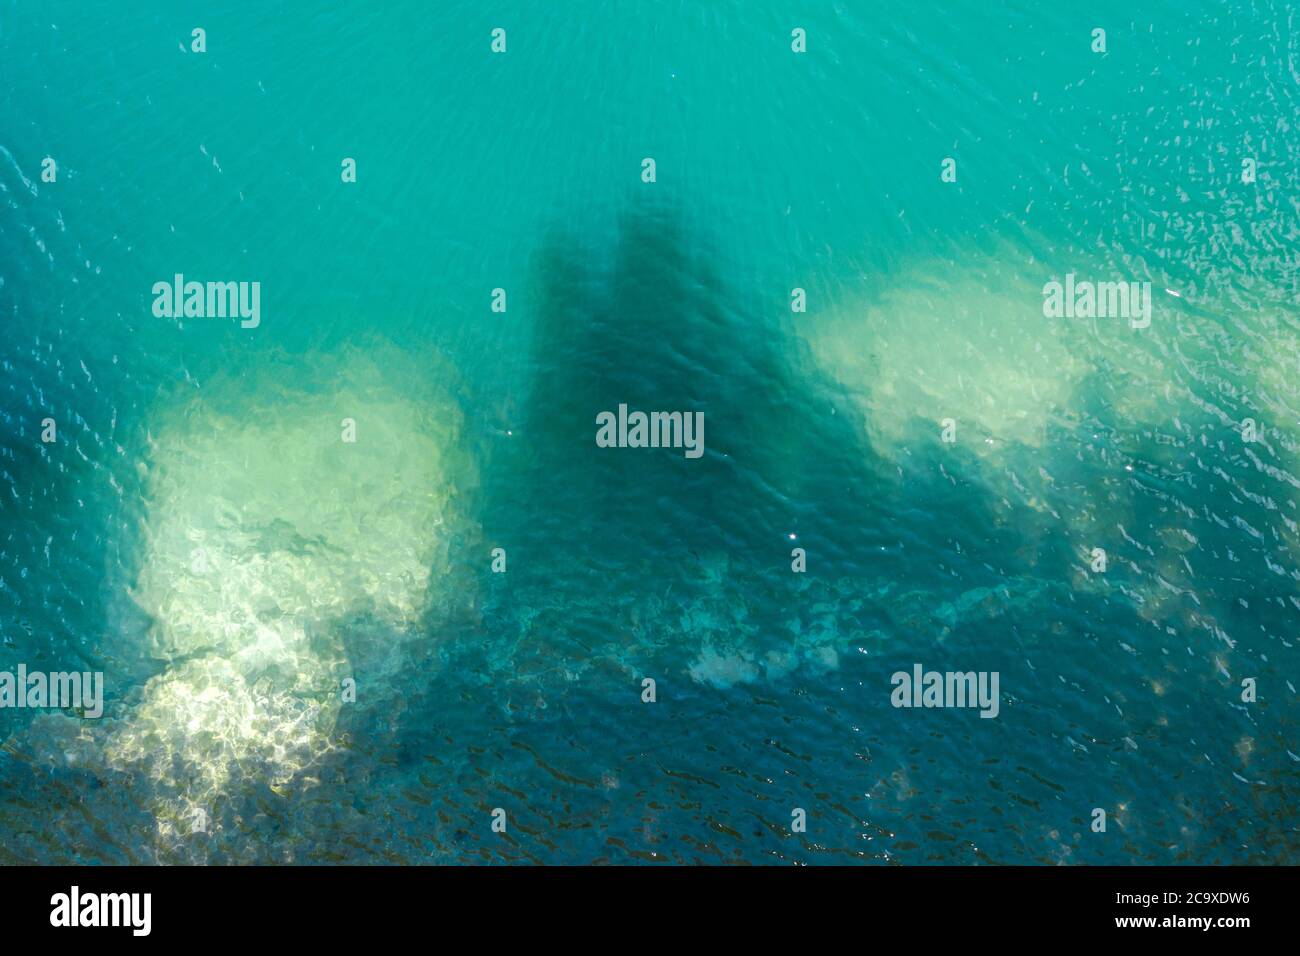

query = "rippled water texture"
[1,1,1297,863]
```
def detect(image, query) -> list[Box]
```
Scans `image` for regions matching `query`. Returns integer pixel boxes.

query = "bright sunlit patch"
[102,345,475,836]
[802,254,1091,457]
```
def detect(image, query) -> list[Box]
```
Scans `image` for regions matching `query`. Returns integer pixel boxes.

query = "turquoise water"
[1,0,1297,863]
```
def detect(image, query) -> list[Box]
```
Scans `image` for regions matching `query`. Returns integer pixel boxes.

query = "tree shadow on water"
[489,200,813,587]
